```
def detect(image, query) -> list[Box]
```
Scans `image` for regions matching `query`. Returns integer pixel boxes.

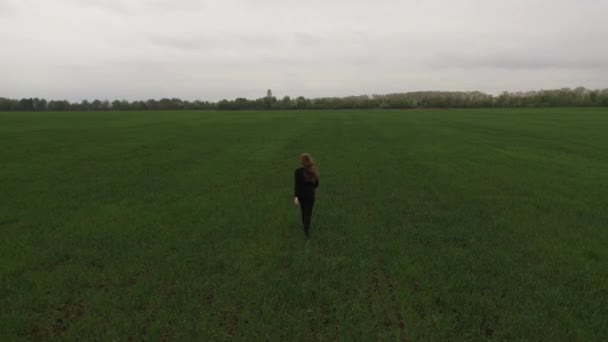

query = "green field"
[1,109,607,340]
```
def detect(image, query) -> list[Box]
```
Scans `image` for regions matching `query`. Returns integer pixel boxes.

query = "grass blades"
[1,108,607,340]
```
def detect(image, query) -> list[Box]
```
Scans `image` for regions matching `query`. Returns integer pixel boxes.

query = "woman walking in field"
[294,153,319,239]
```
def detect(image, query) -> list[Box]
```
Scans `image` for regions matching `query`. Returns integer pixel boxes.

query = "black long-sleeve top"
[294,167,319,200]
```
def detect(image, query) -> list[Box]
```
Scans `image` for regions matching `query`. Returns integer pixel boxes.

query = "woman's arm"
[294,169,301,205]
[294,169,300,198]
[314,178,319,189]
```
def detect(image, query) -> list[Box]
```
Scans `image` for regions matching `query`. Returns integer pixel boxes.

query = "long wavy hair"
[300,153,319,182]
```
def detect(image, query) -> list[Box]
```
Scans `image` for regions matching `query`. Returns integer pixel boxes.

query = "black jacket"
[294,167,319,200]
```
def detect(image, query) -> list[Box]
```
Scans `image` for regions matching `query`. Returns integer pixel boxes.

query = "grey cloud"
[425,32,608,70]
[145,0,205,12]
[428,54,608,70]
[66,0,205,14]
[292,32,322,46]
[1,0,607,100]
[0,0,15,15]
[67,0,131,13]
[147,32,284,52]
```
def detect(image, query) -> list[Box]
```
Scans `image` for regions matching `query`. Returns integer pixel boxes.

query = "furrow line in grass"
[346,113,411,341]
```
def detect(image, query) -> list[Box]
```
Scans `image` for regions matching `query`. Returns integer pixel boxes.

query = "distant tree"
[173,98,184,110]
[601,89,608,106]
[48,100,70,111]
[91,99,102,110]
[18,98,34,111]
[233,98,250,110]
[266,89,273,110]
[145,99,158,110]
[182,100,192,109]
[111,100,121,110]
[0,97,13,111]
[279,96,294,110]
[32,98,47,111]
[158,98,173,110]
[295,96,309,109]
[218,99,234,110]
[3,87,608,112]
[81,100,91,111]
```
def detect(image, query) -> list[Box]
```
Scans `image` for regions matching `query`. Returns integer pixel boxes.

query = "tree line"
[2,87,608,111]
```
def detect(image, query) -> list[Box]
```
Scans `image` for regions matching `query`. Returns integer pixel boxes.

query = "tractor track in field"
[305,304,332,341]
[25,256,88,340]
[380,260,407,338]
[365,258,408,341]
[351,128,408,341]
[218,302,242,339]
[128,281,178,341]
[26,295,88,340]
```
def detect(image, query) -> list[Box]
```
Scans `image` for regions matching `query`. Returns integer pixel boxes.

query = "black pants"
[300,197,315,235]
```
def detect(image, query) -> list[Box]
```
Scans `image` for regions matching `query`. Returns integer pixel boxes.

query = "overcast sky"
[1,0,607,101]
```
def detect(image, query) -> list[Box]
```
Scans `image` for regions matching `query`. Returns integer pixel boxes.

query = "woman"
[294,153,319,239]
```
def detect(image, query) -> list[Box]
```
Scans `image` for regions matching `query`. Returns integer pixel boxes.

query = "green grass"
[1,108,607,341]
